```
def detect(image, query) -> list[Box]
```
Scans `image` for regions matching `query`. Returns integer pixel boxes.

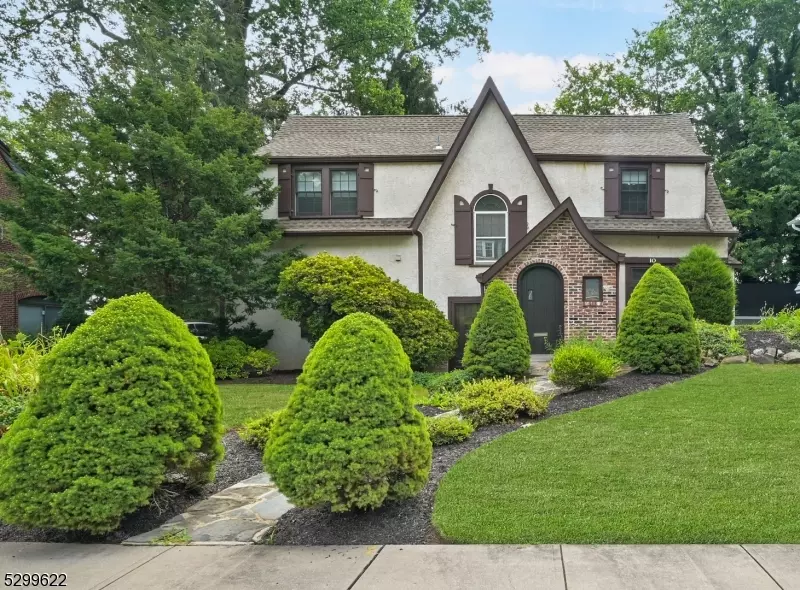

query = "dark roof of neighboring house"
[0,140,23,174]
[262,112,710,162]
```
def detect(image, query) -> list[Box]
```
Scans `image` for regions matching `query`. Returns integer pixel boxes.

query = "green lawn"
[218,383,428,430]
[433,364,800,544]
[218,383,294,429]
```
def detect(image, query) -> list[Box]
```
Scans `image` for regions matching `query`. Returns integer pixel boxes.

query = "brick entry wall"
[492,211,618,340]
[0,159,40,336]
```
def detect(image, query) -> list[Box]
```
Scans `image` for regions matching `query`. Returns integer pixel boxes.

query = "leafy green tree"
[673,245,736,324]
[277,253,457,370]
[265,312,431,512]
[0,293,222,533]
[462,280,530,379]
[0,0,492,123]
[548,0,800,281]
[617,264,700,374]
[0,72,297,326]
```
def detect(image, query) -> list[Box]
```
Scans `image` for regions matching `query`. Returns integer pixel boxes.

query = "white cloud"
[432,66,456,84]
[468,51,602,95]
[525,0,666,13]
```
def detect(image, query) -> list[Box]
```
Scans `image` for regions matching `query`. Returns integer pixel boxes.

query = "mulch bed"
[217,370,299,386]
[270,369,700,546]
[741,330,794,354]
[0,431,263,544]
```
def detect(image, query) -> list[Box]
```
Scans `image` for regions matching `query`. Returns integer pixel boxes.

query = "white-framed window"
[474,194,507,264]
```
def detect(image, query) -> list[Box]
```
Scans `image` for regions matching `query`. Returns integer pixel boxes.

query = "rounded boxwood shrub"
[241,409,283,451]
[673,245,736,324]
[427,416,474,446]
[695,320,746,359]
[276,253,457,370]
[550,338,620,390]
[0,293,223,533]
[617,264,701,374]
[264,312,432,512]
[462,280,531,379]
[456,377,549,427]
[204,337,278,379]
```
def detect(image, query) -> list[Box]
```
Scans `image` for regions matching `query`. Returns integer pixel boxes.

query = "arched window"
[474,194,508,263]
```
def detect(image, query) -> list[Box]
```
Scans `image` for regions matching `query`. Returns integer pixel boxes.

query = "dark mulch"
[0,431,263,544]
[216,371,299,386]
[271,369,701,546]
[741,330,794,354]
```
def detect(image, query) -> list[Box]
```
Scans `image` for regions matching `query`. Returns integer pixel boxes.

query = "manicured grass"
[433,364,800,544]
[218,383,293,429]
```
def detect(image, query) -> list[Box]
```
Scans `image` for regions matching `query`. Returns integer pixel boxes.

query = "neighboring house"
[0,140,61,337]
[253,78,738,369]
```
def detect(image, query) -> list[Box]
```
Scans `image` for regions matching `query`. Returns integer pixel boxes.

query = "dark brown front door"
[448,297,482,368]
[518,265,564,354]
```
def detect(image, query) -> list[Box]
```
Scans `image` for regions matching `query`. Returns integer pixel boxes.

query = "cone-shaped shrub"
[0,293,223,533]
[265,312,431,511]
[673,245,736,324]
[462,280,531,378]
[617,264,701,374]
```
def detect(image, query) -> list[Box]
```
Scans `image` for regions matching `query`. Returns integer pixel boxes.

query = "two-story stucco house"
[252,78,738,370]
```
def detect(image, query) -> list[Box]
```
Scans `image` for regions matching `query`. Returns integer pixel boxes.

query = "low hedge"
[427,416,474,446]
[696,320,746,359]
[456,377,549,427]
[240,410,284,451]
[203,337,278,379]
[550,338,620,390]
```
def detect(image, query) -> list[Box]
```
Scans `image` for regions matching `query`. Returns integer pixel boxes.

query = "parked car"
[184,321,217,342]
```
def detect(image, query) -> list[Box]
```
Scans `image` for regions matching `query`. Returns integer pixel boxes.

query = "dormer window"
[295,171,323,215]
[474,194,508,264]
[620,169,649,216]
[283,164,372,218]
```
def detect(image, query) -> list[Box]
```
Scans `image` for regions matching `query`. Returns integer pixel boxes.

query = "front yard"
[218,383,294,429]
[433,364,800,544]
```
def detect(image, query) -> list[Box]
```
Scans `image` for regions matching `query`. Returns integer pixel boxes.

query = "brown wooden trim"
[281,229,414,236]
[410,78,560,232]
[623,255,741,268]
[447,296,483,324]
[591,228,739,237]
[272,153,714,165]
[536,154,713,164]
[469,187,512,208]
[582,275,603,302]
[477,198,624,285]
[292,164,359,218]
[270,155,447,164]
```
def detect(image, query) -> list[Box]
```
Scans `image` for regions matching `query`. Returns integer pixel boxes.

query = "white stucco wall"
[419,96,556,312]
[373,162,440,218]
[541,162,605,217]
[250,234,418,369]
[664,164,706,218]
[598,235,729,258]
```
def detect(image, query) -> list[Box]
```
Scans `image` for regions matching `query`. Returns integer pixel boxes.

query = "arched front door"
[518,265,564,354]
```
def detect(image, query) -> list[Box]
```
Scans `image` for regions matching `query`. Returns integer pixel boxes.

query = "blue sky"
[437,0,667,112]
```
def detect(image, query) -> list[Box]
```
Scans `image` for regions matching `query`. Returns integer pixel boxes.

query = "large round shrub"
[617,264,701,374]
[265,312,431,511]
[276,253,457,370]
[673,245,736,324]
[462,280,531,378]
[0,293,223,533]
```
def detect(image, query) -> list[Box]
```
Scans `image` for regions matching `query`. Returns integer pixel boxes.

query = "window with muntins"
[295,171,323,215]
[331,170,358,216]
[474,195,507,264]
[620,169,649,216]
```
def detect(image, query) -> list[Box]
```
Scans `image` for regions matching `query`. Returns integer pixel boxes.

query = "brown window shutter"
[278,164,292,217]
[604,162,620,216]
[509,195,527,245]
[650,163,665,217]
[357,163,374,217]
[454,195,473,265]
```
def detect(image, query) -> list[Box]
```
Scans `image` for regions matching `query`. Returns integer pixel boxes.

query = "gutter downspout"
[414,230,424,294]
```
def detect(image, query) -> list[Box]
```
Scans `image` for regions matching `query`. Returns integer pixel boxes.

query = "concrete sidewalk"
[1,542,799,589]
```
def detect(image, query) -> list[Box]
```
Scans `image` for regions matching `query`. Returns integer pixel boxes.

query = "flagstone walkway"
[124,473,293,546]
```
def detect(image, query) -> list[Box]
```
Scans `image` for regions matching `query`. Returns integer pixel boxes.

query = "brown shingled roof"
[279,217,414,236]
[262,112,709,161]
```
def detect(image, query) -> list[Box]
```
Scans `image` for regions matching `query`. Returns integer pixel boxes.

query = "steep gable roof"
[478,198,623,285]
[262,113,710,162]
[0,140,23,175]
[409,78,560,231]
